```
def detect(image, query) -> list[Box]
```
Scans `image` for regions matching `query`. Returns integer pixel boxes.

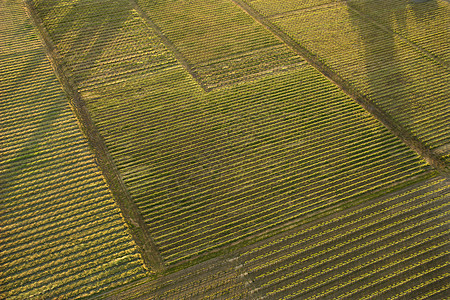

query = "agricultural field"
[2,0,449,298]
[0,0,147,298]
[30,0,438,267]
[71,58,433,266]
[134,0,305,89]
[103,176,450,299]
[247,0,450,166]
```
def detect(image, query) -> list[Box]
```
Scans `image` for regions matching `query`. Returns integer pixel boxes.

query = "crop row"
[268,2,450,163]
[0,1,146,298]
[31,0,178,91]
[347,0,450,64]
[79,60,431,265]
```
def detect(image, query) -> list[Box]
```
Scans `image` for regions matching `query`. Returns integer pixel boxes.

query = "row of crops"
[30,0,441,269]
[0,0,147,298]
[242,0,450,166]
[81,62,434,266]
[103,176,450,299]
[134,0,305,90]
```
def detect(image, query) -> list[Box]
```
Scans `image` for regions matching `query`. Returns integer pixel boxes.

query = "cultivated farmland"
[30,0,435,266]
[102,176,450,299]
[2,0,450,298]
[248,0,450,166]
[0,0,146,298]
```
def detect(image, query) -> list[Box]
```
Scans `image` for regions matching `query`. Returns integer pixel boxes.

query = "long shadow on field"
[348,0,439,125]
[31,0,132,88]
[0,50,62,205]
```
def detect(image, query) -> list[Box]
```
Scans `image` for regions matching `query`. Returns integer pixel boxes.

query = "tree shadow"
[31,0,133,89]
[347,0,442,137]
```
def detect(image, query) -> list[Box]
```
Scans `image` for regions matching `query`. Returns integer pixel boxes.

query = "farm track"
[233,0,450,172]
[100,176,450,299]
[0,0,147,298]
[25,0,166,272]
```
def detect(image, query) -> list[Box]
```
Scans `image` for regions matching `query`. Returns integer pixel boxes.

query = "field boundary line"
[269,2,340,19]
[127,0,211,92]
[23,0,166,273]
[230,0,449,175]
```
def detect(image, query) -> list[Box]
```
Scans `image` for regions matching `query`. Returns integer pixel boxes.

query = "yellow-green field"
[261,0,450,165]
[0,0,146,298]
[2,0,449,298]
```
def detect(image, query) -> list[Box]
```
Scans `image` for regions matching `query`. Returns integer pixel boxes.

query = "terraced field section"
[0,0,147,298]
[134,0,304,89]
[250,0,450,166]
[103,176,450,299]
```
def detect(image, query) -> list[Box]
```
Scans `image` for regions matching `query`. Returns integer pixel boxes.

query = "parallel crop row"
[235,176,450,299]
[348,0,450,64]
[0,1,146,298]
[268,2,450,164]
[31,0,178,91]
[82,60,431,265]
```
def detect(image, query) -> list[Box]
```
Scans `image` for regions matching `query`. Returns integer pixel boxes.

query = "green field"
[103,176,450,299]
[0,0,146,298]
[257,0,450,165]
[30,0,435,266]
[85,63,433,264]
[2,0,449,298]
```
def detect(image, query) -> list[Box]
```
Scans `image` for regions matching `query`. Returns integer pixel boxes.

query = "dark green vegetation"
[0,0,147,298]
[2,0,449,298]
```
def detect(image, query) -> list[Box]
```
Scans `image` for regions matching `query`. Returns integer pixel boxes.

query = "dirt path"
[24,0,166,273]
[230,0,449,175]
